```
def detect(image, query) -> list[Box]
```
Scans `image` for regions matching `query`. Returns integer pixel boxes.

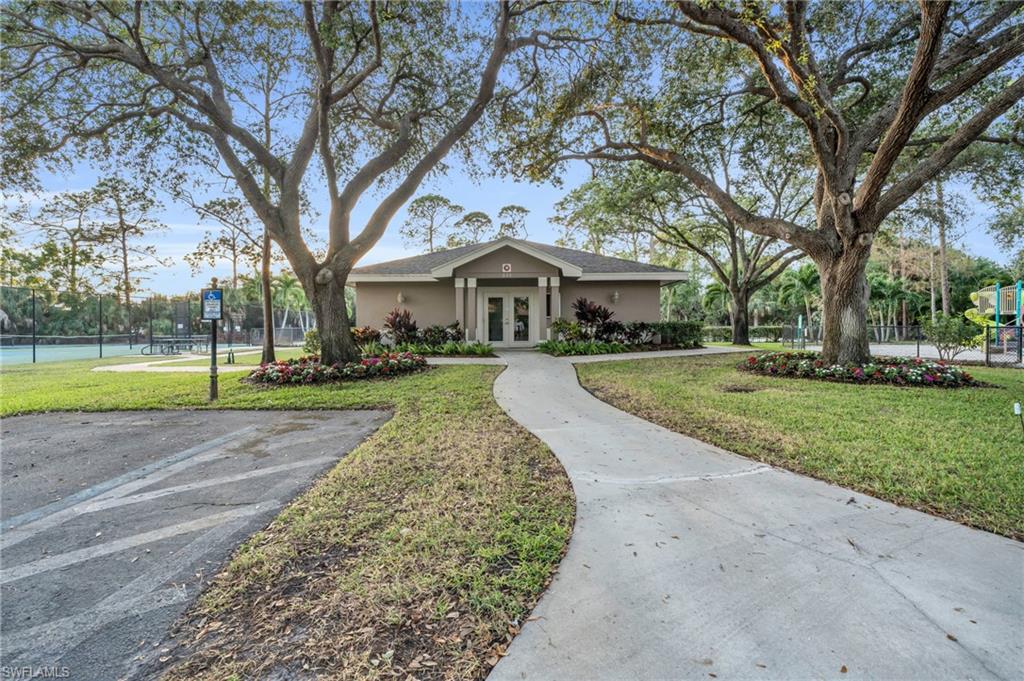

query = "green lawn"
[577,353,1024,539]
[1,359,574,679]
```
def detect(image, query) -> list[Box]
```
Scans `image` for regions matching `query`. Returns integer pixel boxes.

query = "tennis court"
[0,335,141,366]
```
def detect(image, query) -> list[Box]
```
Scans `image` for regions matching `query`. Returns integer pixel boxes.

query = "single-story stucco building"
[348,238,687,347]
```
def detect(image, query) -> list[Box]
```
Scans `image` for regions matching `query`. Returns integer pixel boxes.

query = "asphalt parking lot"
[0,409,389,681]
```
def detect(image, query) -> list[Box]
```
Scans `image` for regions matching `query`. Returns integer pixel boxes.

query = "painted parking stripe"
[1,456,334,550]
[2,517,253,663]
[0,502,276,585]
[2,425,259,530]
[1,586,190,662]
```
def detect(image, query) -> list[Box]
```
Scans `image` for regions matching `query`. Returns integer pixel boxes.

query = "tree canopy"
[1,0,579,362]
[501,0,1024,362]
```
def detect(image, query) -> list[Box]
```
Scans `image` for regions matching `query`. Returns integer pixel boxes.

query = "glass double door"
[485,291,533,346]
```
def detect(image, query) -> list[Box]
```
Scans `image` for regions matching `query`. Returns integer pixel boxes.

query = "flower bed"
[246,352,427,385]
[739,351,981,388]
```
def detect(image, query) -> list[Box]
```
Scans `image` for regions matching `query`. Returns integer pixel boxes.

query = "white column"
[454,278,465,336]
[550,276,561,318]
[538,277,549,341]
[466,278,478,341]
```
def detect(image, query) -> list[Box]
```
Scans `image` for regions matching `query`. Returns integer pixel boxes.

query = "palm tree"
[272,271,308,332]
[778,264,821,335]
[868,273,904,340]
[702,281,731,325]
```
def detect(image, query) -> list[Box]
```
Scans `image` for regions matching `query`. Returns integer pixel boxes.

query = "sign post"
[201,279,223,401]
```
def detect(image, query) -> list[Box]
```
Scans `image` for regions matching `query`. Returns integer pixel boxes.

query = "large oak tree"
[507,0,1024,363]
[2,0,571,363]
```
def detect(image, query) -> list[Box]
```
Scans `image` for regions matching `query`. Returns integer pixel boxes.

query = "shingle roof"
[351,238,683,275]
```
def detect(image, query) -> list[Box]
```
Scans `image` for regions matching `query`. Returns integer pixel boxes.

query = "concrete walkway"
[489,350,1023,681]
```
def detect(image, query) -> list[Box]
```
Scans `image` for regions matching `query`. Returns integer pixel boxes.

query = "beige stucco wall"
[453,246,559,278]
[353,281,457,329]
[558,280,662,322]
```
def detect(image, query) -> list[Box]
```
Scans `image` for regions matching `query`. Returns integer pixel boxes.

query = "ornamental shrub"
[652,321,703,348]
[702,326,732,343]
[383,308,418,344]
[921,313,981,361]
[740,351,980,388]
[247,351,427,385]
[394,340,494,357]
[419,321,463,346]
[752,325,784,342]
[571,297,616,340]
[551,318,585,342]
[621,321,655,345]
[302,328,320,355]
[537,339,630,356]
[352,325,382,344]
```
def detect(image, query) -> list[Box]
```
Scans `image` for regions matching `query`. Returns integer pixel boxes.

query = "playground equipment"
[973,280,1024,366]
[974,280,1023,326]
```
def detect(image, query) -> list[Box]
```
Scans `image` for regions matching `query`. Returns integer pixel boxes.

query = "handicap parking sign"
[201,288,223,321]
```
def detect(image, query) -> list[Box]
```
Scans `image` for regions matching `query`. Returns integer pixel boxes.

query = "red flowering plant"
[246,352,427,385]
[740,351,981,388]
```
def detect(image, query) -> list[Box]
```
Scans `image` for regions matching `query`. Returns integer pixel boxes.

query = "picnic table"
[141,337,209,356]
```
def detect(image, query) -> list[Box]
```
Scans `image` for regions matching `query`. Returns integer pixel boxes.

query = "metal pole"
[209,278,219,401]
[31,287,36,364]
[210,317,218,400]
[149,297,154,347]
[985,326,991,367]
[98,294,104,358]
[1018,324,1022,366]
[994,282,1001,329]
[916,325,920,359]
[1016,280,1022,326]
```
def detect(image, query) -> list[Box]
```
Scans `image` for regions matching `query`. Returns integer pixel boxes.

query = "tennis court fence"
[0,285,315,365]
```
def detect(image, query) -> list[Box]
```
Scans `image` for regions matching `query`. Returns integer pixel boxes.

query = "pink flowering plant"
[740,351,980,388]
[246,352,428,385]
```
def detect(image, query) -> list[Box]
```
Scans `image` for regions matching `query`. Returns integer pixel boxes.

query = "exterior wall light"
[397,291,406,304]
[610,290,621,304]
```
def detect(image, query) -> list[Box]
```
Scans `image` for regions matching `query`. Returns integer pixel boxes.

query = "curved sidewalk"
[489,350,1023,681]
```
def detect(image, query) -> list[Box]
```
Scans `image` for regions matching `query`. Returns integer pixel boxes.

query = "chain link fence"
[984,325,1023,367]
[0,285,315,365]
[782,322,1023,368]
[783,325,924,352]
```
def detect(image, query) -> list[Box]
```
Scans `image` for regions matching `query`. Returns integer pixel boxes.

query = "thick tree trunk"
[309,274,359,365]
[260,229,276,363]
[728,287,751,345]
[818,244,872,365]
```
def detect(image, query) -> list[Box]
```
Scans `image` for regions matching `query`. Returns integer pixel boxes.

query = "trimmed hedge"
[703,325,785,343]
[652,321,703,348]
[247,352,428,385]
[739,351,981,388]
